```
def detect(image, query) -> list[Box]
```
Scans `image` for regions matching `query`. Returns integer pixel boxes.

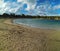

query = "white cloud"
[27,3,53,16]
[0,0,59,16]
[34,3,59,16]
[53,4,60,10]
[17,0,37,11]
[0,1,24,14]
[0,0,6,14]
[0,0,4,5]
[9,6,20,13]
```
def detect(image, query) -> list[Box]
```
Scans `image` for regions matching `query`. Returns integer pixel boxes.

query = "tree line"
[0,13,60,20]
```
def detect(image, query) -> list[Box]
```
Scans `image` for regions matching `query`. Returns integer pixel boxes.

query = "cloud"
[0,0,4,4]
[27,2,53,16]
[0,0,6,14]
[17,0,50,16]
[17,0,56,16]
[17,0,37,11]
[0,1,24,14]
[30,3,59,16]
[0,0,59,16]
[53,4,60,10]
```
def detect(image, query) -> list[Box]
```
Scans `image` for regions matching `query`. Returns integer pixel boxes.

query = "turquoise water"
[13,19,60,30]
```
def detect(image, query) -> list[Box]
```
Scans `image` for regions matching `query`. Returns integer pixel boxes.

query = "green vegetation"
[0,13,60,20]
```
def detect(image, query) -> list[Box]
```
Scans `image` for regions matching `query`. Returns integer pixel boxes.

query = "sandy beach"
[3,19,57,51]
[0,18,60,51]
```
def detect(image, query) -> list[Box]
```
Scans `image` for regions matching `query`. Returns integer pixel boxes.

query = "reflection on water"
[13,19,60,30]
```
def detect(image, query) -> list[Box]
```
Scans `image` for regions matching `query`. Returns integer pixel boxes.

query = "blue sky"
[0,0,60,16]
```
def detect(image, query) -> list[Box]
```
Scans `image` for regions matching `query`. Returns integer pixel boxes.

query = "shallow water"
[13,19,60,30]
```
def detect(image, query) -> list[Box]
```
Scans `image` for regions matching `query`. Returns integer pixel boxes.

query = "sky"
[0,0,60,16]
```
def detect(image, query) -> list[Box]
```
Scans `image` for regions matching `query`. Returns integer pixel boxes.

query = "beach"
[0,18,60,51]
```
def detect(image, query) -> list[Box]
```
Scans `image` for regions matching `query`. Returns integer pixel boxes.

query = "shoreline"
[14,19,60,31]
[4,19,56,31]
[3,19,59,51]
[4,19,57,37]
[0,19,60,51]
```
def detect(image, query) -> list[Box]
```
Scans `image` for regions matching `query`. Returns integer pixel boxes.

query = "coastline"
[4,19,56,30]
[3,19,59,51]
[4,19,57,35]
[4,19,57,40]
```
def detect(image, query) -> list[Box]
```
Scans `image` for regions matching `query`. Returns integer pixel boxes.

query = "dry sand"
[3,19,56,51]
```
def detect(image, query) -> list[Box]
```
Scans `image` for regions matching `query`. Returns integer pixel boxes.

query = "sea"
[13,19,60,30]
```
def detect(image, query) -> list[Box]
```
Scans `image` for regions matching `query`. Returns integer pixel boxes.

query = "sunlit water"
[13,19,60,30]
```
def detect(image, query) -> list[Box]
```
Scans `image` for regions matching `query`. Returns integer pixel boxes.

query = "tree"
[3,13,9,16]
